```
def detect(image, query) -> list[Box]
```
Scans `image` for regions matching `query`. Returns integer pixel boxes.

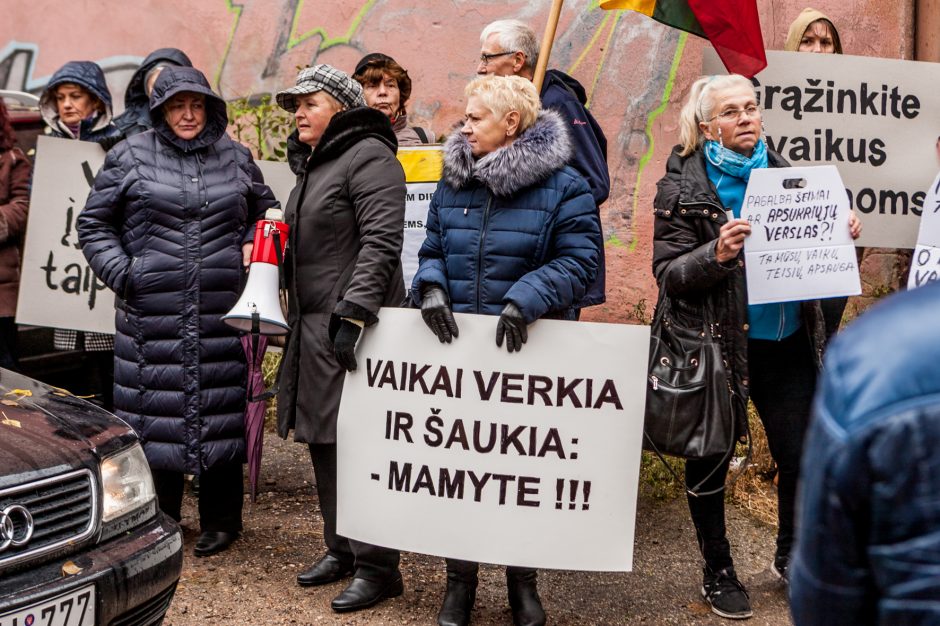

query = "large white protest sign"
[907,172,940,289]
[742,165,861,305]
[705,49,940,249]
[17,136,300,333]
[336,308,649,571]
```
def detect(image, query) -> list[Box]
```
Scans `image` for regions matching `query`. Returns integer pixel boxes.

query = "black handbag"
[644,292,734,459]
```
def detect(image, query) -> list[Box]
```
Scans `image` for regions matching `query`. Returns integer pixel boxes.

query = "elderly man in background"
[476,18,609,314]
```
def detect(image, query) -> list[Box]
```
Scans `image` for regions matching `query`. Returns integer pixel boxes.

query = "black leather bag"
[643,293,735,460]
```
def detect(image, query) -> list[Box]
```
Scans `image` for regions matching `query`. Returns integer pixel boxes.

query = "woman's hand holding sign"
[716,218,752,264]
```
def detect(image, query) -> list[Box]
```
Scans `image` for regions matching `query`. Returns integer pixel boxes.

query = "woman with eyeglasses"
[652,74,860,619]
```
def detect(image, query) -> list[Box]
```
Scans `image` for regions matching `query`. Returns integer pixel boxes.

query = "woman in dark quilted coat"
[412,74,600,626]
[78,66,277,557]
[39,60,123,408]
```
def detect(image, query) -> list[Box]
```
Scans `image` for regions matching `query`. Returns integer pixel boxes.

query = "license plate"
[0,585,94,626]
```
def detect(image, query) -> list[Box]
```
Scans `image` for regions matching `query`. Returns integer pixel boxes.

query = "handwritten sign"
[16,136,298,333]
[742,165,861,305]
[705,49,940,248]
[907,172,940,289]
[336,308,649,571]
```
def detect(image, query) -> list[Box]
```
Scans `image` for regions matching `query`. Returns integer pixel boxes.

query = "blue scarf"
[704,138,768,182]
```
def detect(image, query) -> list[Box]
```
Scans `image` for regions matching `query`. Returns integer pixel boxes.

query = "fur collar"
[442,109,572,196]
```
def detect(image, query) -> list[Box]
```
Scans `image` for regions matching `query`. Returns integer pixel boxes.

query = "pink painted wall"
[2,0,914,323]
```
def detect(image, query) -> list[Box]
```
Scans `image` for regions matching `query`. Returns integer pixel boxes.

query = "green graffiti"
[585,11,621,109]
[214,0,244,90]
[606,232,626,247]
[287,0,378,52]
[628,31,687,252]
[567,11,614,76]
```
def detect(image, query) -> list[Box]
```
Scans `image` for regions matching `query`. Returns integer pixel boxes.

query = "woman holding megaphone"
[273,65,407,613]
[78,66,278,557]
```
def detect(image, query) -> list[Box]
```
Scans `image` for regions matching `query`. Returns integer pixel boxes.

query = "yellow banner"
[599,0,656,16]
[397,146,443,184]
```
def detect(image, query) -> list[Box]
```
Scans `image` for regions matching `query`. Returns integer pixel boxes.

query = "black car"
[0,368,182,626]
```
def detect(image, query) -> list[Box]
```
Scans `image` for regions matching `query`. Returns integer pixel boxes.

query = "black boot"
[437,571,477,626]
[507,568,545,626]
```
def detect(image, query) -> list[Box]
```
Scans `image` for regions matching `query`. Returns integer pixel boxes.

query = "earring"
[718,125,724,148]
[761,119,766,136]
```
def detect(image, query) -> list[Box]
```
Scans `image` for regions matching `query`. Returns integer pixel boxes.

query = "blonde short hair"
[464,74,540,133]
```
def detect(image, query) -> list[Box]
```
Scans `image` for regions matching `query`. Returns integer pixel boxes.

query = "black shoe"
[507,571,545,626]
[330,575,404,613]
[193,531,239,557]
[297,554,354,586]
[437,577,477,626]
[701,566,752,620]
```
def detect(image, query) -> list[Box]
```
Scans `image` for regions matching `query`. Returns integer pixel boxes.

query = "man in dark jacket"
[113,47,193,137]
[790,281,940,625]
[476,18,609,310]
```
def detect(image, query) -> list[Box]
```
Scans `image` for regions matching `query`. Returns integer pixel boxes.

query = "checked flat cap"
[276,64,366,112]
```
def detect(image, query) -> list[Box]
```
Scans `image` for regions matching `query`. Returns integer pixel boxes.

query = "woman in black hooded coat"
[78,66,277,556]
[113,47,193,137]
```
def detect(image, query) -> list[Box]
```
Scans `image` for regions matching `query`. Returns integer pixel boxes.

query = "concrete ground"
[163,436,792,625]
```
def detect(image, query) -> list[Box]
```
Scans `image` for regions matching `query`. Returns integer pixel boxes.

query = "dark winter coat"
[0,147,30,317]
[39,61,123,147]
[411,110,600,324]
[78,66,277,473]
[277,107,406,445]
[113,48,193,137]
[652,146,826,427]
[540,69,609,307]
[791,282,940,625]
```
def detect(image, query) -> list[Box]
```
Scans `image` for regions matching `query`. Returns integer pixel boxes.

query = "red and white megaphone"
[222,207,290,335]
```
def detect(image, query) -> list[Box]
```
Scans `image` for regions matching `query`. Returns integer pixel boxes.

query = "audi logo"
[0,505,34,552]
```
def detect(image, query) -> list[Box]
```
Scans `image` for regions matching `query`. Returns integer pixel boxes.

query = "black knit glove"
[420,285,459,343]
[332,320,362,371]
[495,302,527,353]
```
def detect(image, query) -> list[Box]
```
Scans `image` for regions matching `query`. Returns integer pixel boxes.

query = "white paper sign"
[907,172,940,289]
[403,182,437,289]
[336,308,649,571]
[16,136,301,333]
[705,49,940,249]
[742,165,861,305]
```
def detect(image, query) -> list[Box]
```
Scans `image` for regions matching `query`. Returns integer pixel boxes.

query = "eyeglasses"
[708,105,761,122]
[478,51,516,67]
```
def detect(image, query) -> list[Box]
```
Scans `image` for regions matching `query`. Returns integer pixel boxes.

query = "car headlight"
[100,443,156,523]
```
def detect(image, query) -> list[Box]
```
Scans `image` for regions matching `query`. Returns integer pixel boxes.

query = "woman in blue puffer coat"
[412,74,600,626]
[78,66,277,557]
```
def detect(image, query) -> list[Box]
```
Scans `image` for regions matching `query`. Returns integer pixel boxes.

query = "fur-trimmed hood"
[443,109,572,197]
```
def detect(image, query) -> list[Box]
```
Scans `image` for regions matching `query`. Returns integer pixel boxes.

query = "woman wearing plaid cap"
[274,64,407,613]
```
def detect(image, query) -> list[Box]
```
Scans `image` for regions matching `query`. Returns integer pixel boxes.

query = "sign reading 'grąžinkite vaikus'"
[704,49,940,249]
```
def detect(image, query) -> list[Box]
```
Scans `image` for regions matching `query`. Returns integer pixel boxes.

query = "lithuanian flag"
[599,0,766,77]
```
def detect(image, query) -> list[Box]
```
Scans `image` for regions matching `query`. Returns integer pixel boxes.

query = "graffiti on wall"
[2,0,698,317]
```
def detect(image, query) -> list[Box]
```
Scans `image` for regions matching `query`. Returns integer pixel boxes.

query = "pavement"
[163,436,793,625]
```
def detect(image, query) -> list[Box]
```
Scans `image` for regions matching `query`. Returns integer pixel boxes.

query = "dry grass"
[728,402,778,527]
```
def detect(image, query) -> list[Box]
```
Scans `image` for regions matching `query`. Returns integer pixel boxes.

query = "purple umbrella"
[241,334,269,502]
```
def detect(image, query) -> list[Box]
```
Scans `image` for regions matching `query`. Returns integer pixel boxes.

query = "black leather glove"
[495,302,527,353]
[332,319,362,371]
[420,284,459,343]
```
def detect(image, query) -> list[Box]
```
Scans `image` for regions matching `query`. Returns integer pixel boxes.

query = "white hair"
[480,19,539,70]
[678,74,756,156]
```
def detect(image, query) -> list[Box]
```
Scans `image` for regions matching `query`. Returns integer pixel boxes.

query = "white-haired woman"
[652,74,861,619]
[412,74,600,626]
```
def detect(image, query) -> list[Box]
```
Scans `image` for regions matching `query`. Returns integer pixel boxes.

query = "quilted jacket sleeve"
[410,185,448,304]
[77,142,133,294]
[503,171,600,323]
[236,146,280,243]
